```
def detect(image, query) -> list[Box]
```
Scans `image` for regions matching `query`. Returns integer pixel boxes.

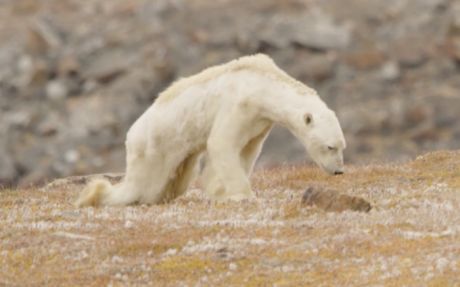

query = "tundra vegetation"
[1,151,459,286]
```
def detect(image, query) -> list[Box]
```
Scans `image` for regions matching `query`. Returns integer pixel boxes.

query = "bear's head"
[300,109,346,175]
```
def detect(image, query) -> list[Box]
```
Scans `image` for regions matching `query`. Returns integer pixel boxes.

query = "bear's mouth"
[320,164,343,175]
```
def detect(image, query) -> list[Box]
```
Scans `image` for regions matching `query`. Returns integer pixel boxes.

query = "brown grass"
[1,150,460,286]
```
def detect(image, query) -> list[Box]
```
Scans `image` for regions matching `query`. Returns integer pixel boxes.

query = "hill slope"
[1,151,459,286]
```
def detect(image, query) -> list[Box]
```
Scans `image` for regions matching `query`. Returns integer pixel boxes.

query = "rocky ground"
[1,0,460,186]
[1,150,459,286]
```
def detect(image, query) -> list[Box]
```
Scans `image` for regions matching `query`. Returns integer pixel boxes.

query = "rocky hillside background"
[1,0,460,185]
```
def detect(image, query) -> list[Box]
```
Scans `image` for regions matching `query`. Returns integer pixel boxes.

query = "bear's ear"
[304,113,313,125]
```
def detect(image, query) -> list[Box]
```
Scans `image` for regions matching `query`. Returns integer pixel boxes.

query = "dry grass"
[1,151,460,286]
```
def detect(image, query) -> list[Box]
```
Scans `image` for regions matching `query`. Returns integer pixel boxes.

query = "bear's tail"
[75,179,111,207]
[75,178,138,207]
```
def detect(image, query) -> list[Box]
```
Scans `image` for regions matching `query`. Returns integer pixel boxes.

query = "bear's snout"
[334,170,344,175]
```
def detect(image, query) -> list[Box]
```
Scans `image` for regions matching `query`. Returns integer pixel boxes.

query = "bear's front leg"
[206,114,255,201]
[207,144,254,201]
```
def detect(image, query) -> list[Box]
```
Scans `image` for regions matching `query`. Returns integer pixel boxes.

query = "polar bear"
[76,54,346,207]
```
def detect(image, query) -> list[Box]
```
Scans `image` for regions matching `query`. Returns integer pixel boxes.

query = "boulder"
[301,186,372,212]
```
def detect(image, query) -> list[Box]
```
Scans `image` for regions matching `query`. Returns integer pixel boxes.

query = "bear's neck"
[257,81,322,128]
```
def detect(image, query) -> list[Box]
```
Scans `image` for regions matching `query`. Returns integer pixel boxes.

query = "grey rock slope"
[0,0,459,185]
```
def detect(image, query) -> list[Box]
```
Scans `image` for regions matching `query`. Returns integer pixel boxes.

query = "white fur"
[76,54,346,206]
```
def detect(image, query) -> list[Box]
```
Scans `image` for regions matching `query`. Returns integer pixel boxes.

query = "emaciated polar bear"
[76,54,346,206]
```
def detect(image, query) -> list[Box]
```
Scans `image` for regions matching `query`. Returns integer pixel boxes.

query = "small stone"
[25,19,62,55]
[17,56,49,87]
[37,121,58,136]
[259,10,351,51]
[201,276,208,282]
[281,265,293,273]
[164,248,177,256]
[299,53,337,82]
[444,38,460,62]
[392,39,427,68]
[405,105,432,125]
[17,55,34,74]
[64,149,80,164]
[229,263,238,271]
[294,12,351,50]
[7,111,32,128]
[435,257,449,272]
[344,49,386,70]
[111,256,123,264]
[58,55,80,78]
[380,61,400,81]
[124,220,134,229]
[84,50,127,84]
[408,125,438,142]
[25,26,50,55]
[83,80,98,93]
[46,80,68,101]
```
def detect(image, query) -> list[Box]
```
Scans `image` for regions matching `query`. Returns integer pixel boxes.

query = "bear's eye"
[327,146,336,151]
[304,113,313,125]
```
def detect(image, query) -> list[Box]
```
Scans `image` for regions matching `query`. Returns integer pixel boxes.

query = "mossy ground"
[1,151,460,286]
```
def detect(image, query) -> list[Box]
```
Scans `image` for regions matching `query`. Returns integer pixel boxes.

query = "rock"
[57,55,80,78]
[16,55,49,88]
[46,80,68,101]
[293,11,351,50]
[5,111,32,129]
[64,149,81,164]
[0,151,16,185]
[18,168,52,188]
[405,105,432,126]
[443,37,460,62]
[392,39,427,68]
[303,53,338,82]
[235,31,260,53]
[228,263,238,271]
[84,50,129,84]
[301,186,372,212]
[408,123,439,142]
[380,61,401,81]
[28,59,50,87]
[26,26,51,55]
[448,2,460,35]
[11,0,40,15]
[259,10,351,50]
[344,48,386,70]
[37,112,61,136]
[26,18,63,55]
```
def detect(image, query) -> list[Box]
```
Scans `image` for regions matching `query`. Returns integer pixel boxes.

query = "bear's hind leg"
[121,144,183,205]
[100,150,157,206]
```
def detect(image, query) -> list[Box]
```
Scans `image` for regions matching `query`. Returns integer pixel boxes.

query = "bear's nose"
[334,170,344,175]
